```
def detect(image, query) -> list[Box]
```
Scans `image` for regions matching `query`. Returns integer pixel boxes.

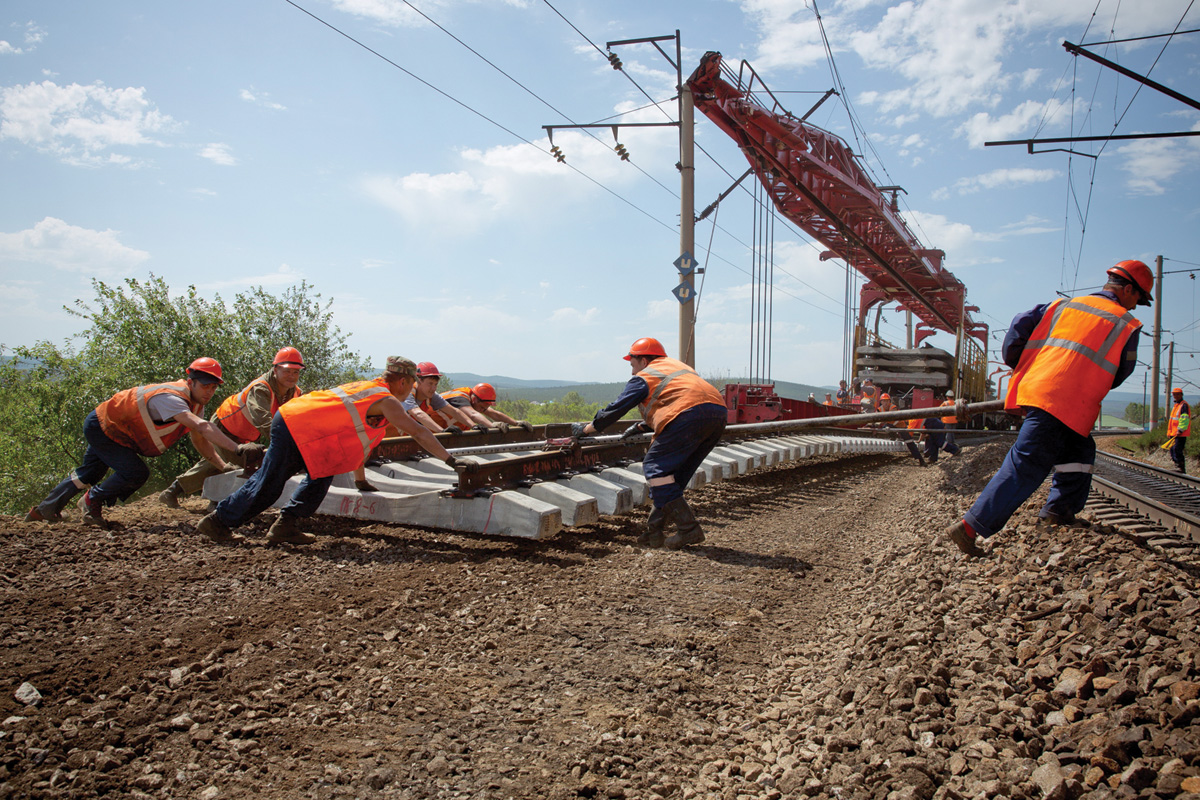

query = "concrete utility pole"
[1165,340,1175,415]
[676,32,697,367]
[1150,255,1163,427]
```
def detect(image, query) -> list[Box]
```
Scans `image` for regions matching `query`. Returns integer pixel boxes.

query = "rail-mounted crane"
[687,52,991,416]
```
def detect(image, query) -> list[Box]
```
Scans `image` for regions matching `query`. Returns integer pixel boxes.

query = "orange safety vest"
[1168,401,1191,437]
[1006,295,1141,437]
[280,378,394,478]
[636,356,725,434]
[425,387,472,429]
[96,381,203,457]
[940,400,957,425]
[214,372,301,444]
[907,418,925,431]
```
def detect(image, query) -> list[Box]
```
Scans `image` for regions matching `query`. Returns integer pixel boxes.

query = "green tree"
[0,275,368,515]
[1124,402,1148,426]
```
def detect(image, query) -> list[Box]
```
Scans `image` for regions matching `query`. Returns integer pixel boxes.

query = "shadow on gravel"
[671,543,813,576]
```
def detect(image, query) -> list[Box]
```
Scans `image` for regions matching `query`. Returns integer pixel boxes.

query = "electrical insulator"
[614,143,629,161]
[550,145,566,163]
[607,51,623,71]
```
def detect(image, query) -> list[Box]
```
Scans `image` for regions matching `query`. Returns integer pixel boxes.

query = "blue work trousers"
[643,404,727,508]
[37,411,150,514]
[214,413,333,528]
[1171,435,1188,473]
[964,408,1095,538]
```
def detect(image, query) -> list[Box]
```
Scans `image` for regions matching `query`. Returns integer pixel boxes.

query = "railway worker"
[900,411,927,466]
[861,379,878,410]
[836,380,850,407]
[25,358,260,528]
[823,392,835,406]
[945,259,1149,558]
[1168,387,1190,473]
[435,383,533,433]
[878,392,897,413]
[403,362,475,434]
[939,391,959,452]
[196,357,462,546]
[570,337,727,550]
[159,347,306,508]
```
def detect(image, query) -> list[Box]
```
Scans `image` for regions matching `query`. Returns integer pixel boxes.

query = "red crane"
[687,52,987,350]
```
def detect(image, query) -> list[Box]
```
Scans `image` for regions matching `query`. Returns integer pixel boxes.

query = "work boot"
[24,505,63,523]
[266,514,317,546]
[944,520,986,558]
[158,481,183,509]
[636,506,667,548]
[78,490,106,528]
[197,513,244,545]
[663,497,704,550]
[1037,512,1091,530]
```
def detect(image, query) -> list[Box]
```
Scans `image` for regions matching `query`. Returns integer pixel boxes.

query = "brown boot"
[78,491,107,528]
[158,482,183,509]
[636,506,667,548]
[944,520,986,558]
[267,514,316,546]
[197,513,244,545]
[663,498,704,550]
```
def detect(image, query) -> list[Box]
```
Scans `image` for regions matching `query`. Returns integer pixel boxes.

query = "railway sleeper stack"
[202,433,905,540]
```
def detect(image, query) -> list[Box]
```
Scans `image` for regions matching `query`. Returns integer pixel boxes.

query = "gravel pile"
[1,442,1196,799]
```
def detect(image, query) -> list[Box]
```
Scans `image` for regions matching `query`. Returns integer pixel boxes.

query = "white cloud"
[958,98,1075,149]
[199,142,237,166]
[0,80,175,166]
[0,22,45,55]
[362,170,502,233]
[198,264,304,293]
[1117,135,1200,195]
[191,187,218,196]
[548,307,600,325]
[0,217,149,274]
[239,88,286,111]
[932,166,1060,198]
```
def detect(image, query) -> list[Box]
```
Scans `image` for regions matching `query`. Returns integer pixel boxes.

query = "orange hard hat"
[187,357,224,385]
[415,361,441,379]
[1107,260,1153,305]
[880,393,891,400]
[273,346,305,369]
[624,337,667,361]
[1173,387,1183,395]
[471,383,497,403]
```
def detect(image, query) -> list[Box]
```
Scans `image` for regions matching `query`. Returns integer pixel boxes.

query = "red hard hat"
[471,382,497,403]
[187,357,224,385]
[415,361,441,379]
[273,346,305,369]
[1107,260,1153,305]
[623,337,668,361]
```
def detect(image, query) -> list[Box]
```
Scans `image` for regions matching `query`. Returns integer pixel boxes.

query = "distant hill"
[427,374,836,405]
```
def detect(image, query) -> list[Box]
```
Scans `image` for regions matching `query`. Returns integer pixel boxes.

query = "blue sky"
[2,0,1198,394]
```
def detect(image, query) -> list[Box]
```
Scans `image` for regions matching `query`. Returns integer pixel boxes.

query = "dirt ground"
[2,442,1198,800]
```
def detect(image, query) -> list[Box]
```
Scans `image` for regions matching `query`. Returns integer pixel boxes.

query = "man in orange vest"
[937,390,962,456]
[159,347,306,508]
[1168,387,1190,473]
[196,357,462,546]
[434,383,532,433]
[572,337,727,550]
[945,260,1149,557]
[25,358,260,528]
[402,362,475,433]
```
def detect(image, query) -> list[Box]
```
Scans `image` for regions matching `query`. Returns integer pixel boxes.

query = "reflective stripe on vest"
[1005,295,1140,437]
[636,356,725,434]
[1169,402,1191,437]
[280,379,393,478]
[215,374,278,443]
[96,381,201,457]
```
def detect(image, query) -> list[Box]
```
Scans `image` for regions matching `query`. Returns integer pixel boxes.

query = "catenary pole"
[1151,254,1163,427]
[678,30,696,367]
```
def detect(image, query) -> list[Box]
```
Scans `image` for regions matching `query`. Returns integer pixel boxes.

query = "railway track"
[1087,451,1200,549]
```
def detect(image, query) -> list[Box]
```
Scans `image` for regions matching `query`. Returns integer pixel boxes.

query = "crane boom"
[687,51,984,344]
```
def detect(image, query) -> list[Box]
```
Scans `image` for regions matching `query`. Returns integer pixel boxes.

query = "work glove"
[620,421,651,439]
[516,420,534,433]
[235,442,266,478]
[471,423,490,433]
[355,479,379,492]
[570,422,589,439]
[446,456,479,474]
[492,422,510,434]
[444,426,463,435]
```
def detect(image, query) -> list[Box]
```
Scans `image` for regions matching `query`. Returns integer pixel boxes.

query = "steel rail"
[1092,453,1200,543]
